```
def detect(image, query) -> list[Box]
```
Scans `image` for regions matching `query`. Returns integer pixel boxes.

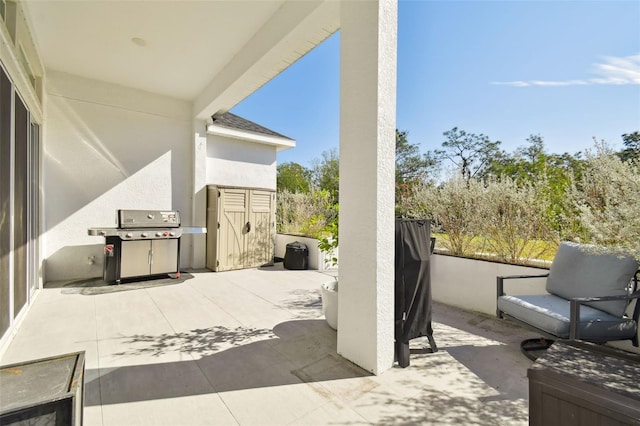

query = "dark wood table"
[0,351,85,425]
[528,340,640,425]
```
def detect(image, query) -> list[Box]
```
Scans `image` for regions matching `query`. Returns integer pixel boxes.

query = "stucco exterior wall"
[206,134,276,190]
[43,71,192,282]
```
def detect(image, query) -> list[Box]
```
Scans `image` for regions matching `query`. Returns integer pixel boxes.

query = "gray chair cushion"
[545,242,639,317]
[498,294,637,341]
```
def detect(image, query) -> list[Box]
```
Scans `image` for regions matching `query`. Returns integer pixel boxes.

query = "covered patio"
[1,0,398,376]
[2,2,639,424]
[0,265,533,425]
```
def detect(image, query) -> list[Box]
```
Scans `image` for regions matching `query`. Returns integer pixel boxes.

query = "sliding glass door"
[28,122,39,296]
[0,63,10,336]
[0,62,40,338]
[13,93,28,316]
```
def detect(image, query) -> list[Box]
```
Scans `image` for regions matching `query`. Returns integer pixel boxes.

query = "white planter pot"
[321,281,338,330]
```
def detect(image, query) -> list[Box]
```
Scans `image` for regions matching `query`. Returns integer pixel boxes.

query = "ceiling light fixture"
[131,37,147,47]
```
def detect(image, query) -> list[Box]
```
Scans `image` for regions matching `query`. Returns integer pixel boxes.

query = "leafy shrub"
[398,175,558,263]
[318,220,339,268]
[398,175,483,256]
[570,142,640,259]
[276,189,337,239]
[280,140,640,265]
[476,176,557,264]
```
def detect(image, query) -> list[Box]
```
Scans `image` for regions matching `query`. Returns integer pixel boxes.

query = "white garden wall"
[43,71,192,281]
[275,234,338,271]
[431,253,548,317]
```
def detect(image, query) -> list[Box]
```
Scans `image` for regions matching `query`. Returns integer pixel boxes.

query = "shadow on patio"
[1,267,533,425]
[85,319,372,406]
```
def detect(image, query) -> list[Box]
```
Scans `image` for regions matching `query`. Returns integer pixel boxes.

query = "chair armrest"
[569,290,640,341]
[497,274,550,280]
[496,273,549,317]
[497,273,549,296]
[570,291,640,303]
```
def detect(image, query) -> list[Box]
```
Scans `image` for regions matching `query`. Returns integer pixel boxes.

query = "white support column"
[191,119,208,269]
[337,0,397,374]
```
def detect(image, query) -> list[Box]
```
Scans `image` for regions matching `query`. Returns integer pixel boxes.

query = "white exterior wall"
[191,120,209,269]
[338,0,397,374]
[206,134,277,190]
[43,71,192,281]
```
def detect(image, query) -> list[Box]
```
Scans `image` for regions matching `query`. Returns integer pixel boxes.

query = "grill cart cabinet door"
[150,239,179,275]
[206,186,275,272]
[120,240,151,278]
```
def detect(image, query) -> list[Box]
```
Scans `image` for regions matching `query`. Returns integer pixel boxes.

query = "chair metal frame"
[497,271,640,347]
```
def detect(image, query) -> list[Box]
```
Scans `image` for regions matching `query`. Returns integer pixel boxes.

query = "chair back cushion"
[546,242,639,317]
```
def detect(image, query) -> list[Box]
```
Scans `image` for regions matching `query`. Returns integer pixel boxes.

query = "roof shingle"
[211,112,293,141]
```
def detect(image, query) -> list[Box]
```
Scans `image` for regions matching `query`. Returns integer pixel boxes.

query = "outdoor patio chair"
[496,242,640,358]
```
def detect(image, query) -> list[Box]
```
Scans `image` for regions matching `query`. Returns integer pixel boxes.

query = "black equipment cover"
[394,219,437,367]
[284,241,309,270]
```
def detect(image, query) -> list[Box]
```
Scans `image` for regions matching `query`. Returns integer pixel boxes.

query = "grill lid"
[118,210,180,229]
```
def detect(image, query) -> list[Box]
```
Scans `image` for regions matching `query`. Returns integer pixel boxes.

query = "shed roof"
[211,112,293,141]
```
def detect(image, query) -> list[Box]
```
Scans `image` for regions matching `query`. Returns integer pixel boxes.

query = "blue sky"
[232,0,640,168]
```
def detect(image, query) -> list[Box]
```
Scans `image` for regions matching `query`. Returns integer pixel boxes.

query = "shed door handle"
[246,222,251,232]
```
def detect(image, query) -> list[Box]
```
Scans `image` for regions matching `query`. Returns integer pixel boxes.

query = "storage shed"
[204,113,294,271]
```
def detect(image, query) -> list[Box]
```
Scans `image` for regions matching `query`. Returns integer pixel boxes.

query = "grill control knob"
[169,232,176,237]
[163,231,169,237]
[140,233,148,238]
[125,233,133,239]
[156,232,163,237]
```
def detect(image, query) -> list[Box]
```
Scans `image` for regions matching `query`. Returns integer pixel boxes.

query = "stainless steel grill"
[88,210,196,284]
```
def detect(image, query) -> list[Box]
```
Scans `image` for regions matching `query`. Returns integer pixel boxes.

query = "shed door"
[214,187,275,271]
[246,189,275,268]
[217,188,249,271]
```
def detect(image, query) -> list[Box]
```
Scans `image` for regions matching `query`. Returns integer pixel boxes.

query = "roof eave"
[206,124,296,152]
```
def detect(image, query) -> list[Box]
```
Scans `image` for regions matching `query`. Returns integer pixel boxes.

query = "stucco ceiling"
[23,0,339,114]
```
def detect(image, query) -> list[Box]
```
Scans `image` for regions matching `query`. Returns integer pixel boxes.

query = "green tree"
[311,149,340,201]
[277,162,311,193]
[619,131,640,162]
[433,127,502,180]
[395,129,438,203]
[484,134,585,239]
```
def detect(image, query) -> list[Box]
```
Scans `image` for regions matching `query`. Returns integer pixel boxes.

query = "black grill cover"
[284,241,308,270]
[395,219,437,367]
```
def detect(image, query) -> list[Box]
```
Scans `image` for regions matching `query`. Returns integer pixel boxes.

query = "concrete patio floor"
[0,264,537,425]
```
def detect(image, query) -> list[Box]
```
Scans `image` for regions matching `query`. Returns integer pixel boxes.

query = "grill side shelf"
[87,228,118,237]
